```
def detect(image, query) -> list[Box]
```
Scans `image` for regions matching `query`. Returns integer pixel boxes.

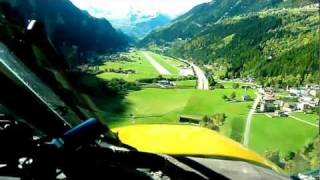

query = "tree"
[284,153,310,174]
[222,94,228,100]
[233,83,240,89]
[264,150,283,168]
[284,152,296,161]
[215,83,225,89]
[230,91,236,99]
[309,139,320,169]
[284,137,320,174]
[208,76,217,87]
[304,73,313,84]
[212,113,226,126]
[201,115,219,131]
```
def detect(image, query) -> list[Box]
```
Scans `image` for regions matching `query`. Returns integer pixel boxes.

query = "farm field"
[97,51,158,81]
[97,51,185,82]
[174,80,197,88]
[97,50,318,164]
[290,112,319,124]
[249,114,318,155]
[106,88,256,140]
[148,51,185,75]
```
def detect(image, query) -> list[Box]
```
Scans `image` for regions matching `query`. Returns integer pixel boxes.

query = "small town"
[257,84,320,119]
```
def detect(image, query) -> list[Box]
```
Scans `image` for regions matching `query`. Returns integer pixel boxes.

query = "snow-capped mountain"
[110,10,171,40]
[83,6,172,40]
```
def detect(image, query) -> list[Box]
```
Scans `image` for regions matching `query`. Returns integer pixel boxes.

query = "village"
[257,84,320,119]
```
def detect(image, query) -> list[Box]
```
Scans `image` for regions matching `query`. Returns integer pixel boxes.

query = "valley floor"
[96,50,318,159]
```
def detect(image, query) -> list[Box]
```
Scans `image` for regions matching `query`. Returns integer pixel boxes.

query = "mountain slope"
[112,13,171,40]
[131,14,171,40]
[173,7,318,77]
[4,0,129,60]
[0,2,128,128]
[141,0,284,45]
[140,0,319,82]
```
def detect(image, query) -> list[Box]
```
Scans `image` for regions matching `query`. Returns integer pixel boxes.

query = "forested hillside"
[0,2,129,127]
[141,0,319,84]
[3,0,129,65]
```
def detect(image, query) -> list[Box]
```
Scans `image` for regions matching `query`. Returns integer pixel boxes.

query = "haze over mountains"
[69,0,212,40]
[110,11,171,40]
[83,5,171,39]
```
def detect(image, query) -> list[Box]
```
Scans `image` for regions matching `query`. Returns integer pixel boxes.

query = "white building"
[289,88,302,96]
[309,90,318,97]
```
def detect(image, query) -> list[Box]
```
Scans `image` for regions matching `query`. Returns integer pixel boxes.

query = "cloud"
[70,0,211,19]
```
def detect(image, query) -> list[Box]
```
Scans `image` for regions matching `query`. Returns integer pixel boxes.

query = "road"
[243,92,261,146]
[180,60,209,90]
[142,51,171,75]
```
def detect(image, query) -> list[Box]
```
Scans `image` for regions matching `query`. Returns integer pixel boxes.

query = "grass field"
[181,89,256,137]
[290,112,319,124]
[97,51,185,82]
[148,51,185,75]
[97,52,159,81]
[98,50,318,160]
[106,88,256,140]
[219,81,234,89]
[249,114,318,155]
[174,80,197,88]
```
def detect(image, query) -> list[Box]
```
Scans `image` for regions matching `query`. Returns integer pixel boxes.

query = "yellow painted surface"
[112,124,283,173]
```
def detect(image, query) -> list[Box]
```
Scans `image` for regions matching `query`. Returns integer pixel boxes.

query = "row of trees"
[208,76,225,89]
[138,75,196,84]
[264,137,320,174]
[222,92,237,101]
[256,73,318,88]
[104,78,141,96]
[201,113,227,131]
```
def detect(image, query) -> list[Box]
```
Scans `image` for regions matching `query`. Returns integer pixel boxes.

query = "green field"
[97,51,185,82]
[290,112,319,124]
[106,88,256,139]
[219,81,234,89]
[98,50,318,161]
[249,114,318,155]
[174,80,197,88]
[148,51,185,75]
[97,52,159,81]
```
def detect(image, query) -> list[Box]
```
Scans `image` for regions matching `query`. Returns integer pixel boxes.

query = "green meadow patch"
[106,88,256,141]
[249,114,318,155]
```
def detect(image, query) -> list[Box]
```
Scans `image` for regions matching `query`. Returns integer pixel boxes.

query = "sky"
[70,0,211,19]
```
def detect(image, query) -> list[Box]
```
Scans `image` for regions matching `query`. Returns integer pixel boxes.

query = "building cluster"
[157,80,176,88]
[258,85,320,116]
[104,68,135,74]
[105,53,130,61]
[241,77,255,84]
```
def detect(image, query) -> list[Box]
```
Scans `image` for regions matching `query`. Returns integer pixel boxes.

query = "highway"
[190,62,209,90]
[180,59,209,90]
